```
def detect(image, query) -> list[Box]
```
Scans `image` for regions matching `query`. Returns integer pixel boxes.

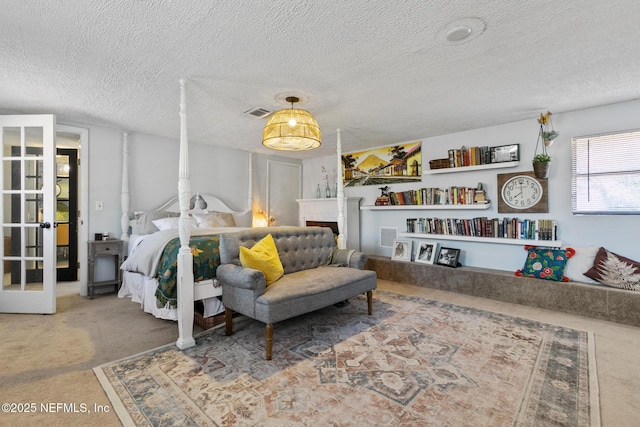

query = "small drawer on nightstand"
[92,241,122,255]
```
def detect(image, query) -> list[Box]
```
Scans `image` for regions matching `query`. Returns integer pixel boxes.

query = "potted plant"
[532,153,551,179]
[532,112,557,179]
[538,111,559,146]
[533,153,551,163]
[541,129,559,146]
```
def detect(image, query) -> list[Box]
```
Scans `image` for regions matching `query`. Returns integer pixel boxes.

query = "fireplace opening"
[306,221,339,236]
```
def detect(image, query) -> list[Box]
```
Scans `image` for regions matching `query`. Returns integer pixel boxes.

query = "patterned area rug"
[94,291,599,426]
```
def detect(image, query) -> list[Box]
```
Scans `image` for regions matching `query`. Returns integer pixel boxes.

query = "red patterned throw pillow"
[583,247,640,291]
[515,246,575,282]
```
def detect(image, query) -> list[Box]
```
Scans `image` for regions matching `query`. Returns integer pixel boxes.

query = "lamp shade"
[252,209,269,227]
[262,107,321,150]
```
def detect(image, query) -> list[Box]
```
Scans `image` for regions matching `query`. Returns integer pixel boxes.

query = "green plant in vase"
[533,153,551,163]
[541,130,559,145]
[533,112,557,179]
[538,111,559,146]
[532,152,551,179]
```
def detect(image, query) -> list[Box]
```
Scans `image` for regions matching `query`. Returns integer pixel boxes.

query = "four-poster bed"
[118,192,252,321]
[120,80,348,350]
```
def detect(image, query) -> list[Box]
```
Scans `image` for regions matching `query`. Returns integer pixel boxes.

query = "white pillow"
[563,246,600,284]
[131,210,179,234]
[152,217,197,231]
[152,217,180,231]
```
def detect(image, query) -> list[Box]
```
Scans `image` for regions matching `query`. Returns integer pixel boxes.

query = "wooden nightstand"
[87,239,124,299]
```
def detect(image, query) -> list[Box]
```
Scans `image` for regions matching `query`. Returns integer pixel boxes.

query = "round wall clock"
[497,171,548,213]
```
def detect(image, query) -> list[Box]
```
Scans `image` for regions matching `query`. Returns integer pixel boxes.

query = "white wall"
[85,126,254,239]
[303,156,341,199]
[303,99,640,272]
[250,152,302,222]
[85,126,306,238]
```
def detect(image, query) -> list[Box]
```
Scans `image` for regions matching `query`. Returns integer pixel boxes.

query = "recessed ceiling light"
[436,17,486,46]
[446,26,472,42]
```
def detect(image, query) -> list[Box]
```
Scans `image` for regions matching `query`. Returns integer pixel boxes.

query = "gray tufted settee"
[217,226,377,360]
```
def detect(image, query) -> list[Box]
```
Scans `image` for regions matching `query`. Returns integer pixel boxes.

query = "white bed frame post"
[120,132,130,243]
[176,79,196,350]
[248,152,253,212]
[336,128,346,250]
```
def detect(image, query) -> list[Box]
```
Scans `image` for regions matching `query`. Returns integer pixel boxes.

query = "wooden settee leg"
[265,323,273,360]
[225,307,233,336]
[367,291,373,315]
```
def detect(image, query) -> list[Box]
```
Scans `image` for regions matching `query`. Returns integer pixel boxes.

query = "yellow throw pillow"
[239,234,284,285]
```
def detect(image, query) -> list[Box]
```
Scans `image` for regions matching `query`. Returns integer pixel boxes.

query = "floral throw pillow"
[583,247,640,291]
[515,246,575,282]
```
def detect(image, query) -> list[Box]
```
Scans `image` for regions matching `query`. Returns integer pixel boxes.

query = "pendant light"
[262,96,321,150]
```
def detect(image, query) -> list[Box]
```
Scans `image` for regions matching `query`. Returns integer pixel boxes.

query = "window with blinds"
[571,129,640,214]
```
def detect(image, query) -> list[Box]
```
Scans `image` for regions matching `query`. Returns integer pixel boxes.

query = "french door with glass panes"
[0,115,57,314]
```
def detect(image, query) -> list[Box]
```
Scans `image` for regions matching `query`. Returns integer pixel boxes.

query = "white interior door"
[0,115,57,314]
[267,160,301,226]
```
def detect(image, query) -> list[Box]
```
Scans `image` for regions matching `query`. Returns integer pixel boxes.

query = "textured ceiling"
[2,1,640,159]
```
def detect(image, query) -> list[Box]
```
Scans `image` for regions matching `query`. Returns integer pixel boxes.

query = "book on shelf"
[405,216,558,241]
[437,145,511,169]
[375,196,389,206]
[474,188,488,203]
[387,185,490,206]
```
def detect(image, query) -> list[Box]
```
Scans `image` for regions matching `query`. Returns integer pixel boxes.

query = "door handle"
[39,222,51,229]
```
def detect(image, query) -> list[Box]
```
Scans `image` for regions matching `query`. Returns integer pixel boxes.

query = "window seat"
[365,255,640,327]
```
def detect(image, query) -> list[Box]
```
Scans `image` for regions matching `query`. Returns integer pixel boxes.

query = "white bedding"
[119,271,180,320]
[118,226,247,321]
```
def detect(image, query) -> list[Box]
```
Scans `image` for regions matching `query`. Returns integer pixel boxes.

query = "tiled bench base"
[365,255,640,327]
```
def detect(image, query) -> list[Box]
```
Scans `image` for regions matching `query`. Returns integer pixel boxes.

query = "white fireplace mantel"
[296,198,361,250]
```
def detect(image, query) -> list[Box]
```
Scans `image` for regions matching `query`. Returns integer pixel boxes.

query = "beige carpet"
[95,291,598,426]
[0,283,191,427]
[3,280,640,426]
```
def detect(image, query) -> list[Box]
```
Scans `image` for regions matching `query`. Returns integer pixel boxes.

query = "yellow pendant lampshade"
[262,96,321,150]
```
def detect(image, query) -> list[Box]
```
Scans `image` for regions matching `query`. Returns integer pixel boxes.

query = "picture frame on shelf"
[391,239,412,262]
[436,247,460,268]
[490,144,519,163]
[415,241,438,264]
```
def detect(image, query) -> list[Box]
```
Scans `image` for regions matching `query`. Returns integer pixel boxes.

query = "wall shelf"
[398,232,562,247]
[361,203,491,211]
[424,161,519,175]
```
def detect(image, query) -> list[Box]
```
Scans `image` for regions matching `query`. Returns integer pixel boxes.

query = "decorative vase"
[316,184,321,198]
[325,184,331,198]
[533,161,550,179]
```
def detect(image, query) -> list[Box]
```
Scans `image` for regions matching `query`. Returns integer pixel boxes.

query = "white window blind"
[571,129,640,214]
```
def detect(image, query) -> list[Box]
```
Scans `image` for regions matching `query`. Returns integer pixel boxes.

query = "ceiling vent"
[243,107,272,119]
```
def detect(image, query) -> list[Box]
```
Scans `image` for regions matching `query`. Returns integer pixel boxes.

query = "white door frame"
[56,124,89,296]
